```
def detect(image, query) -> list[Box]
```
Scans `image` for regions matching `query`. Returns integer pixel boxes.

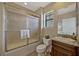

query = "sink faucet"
[72,32,77,40]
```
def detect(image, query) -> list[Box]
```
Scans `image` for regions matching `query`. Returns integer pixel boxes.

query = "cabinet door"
[52,41,76,56]
[53,48,63,56]
[53,48,70,56]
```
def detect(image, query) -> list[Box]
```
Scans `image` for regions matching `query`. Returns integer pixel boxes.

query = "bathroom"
[0,2,79,56]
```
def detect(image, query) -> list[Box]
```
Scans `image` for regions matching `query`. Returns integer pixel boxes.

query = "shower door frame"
[3,3,41,52]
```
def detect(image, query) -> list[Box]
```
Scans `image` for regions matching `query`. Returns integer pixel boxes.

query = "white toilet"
[36,38,52,56]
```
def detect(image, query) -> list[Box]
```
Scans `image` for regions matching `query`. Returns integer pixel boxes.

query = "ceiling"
[15,2,51,11]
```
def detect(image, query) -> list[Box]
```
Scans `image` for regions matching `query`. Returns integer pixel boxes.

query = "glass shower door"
[27,16,40,44]
[5,11,28,51]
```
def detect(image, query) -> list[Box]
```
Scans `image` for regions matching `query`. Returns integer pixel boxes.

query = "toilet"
[36,38,52,56]
[36,44,46,56]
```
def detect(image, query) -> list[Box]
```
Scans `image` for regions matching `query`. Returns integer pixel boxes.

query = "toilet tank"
[43,38,52,46]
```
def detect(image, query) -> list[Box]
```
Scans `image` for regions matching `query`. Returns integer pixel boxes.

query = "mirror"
[57,3,77,37]
[58,17,76,35]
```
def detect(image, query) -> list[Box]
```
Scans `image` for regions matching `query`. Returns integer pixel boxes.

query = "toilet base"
[36,44,46,56]
[37,52,45,56]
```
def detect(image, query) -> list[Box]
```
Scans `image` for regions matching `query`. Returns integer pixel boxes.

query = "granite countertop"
[52,37,79,47]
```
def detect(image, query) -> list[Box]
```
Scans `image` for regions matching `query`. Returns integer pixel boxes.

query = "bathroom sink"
[52,37,79,47]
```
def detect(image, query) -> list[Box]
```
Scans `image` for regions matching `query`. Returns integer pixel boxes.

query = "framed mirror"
[58,17,76,35]
[57,3,77,38]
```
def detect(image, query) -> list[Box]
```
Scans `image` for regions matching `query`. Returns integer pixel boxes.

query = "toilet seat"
[36,38,52,56]
[36,44,46,53]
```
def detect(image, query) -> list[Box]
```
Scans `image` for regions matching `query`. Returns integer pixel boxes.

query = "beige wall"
[77,3,79,42]
[0,3,3,55]
[44,2,75,12]
[5,3,40,18]
[36,2,76,38]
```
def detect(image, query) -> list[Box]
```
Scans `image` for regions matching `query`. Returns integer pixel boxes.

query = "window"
[44,11,54,28]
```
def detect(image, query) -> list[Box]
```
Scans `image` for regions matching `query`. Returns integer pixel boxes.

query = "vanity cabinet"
[51,40,79,56]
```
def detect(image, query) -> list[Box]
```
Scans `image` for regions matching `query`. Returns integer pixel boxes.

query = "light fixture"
[24,2,27,5]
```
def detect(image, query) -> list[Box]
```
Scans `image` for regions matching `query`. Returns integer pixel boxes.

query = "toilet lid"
[37,44,46,50]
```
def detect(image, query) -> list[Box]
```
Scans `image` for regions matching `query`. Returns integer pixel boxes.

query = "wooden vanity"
[51,37,79,56]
